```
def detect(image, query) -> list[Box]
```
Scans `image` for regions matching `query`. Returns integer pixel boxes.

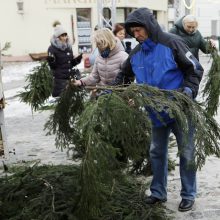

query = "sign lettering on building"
[44,0,123,4]
[44,0,147,9]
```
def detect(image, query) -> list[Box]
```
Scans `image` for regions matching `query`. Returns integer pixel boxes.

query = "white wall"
[0,0,54,55]
[0,0,168,56]
[195,0,220,37]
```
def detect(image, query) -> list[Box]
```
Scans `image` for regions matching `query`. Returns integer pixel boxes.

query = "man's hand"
[182,87,193,99]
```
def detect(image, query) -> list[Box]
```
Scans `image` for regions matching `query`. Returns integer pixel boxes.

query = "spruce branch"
[202,46,220,116]
[47,83,220,169]
[18,61,53,112]
[44,84,87,150]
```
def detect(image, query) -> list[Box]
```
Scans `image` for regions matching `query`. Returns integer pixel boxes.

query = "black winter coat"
[47,45,78,80]
[47,41,81,97]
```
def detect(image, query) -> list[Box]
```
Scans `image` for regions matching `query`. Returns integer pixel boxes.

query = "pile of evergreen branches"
[17,68,220,219]
[42,83,220,219]
[0,165,171,220]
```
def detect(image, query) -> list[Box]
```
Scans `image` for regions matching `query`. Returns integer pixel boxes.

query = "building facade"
[195,0,220,38]
[0,0,168,56]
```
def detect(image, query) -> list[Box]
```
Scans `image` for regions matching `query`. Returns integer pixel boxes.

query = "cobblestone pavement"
[0,56,220,219]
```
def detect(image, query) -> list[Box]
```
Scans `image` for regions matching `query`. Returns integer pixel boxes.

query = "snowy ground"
[0,57,220,219]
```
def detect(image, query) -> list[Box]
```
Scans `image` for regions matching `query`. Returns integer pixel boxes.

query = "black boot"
[144,195,167,204]
[178,199,194,212]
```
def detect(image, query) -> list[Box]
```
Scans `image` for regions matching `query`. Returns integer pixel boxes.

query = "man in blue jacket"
[113,8,204,212]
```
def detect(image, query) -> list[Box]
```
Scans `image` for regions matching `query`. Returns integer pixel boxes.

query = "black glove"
[70,68,81,80]
[74,53,83,65]
[180,87,193,99]
[96,90,112,98]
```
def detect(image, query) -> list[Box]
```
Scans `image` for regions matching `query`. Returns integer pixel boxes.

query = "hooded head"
[125,8,162,43]
[182,15,198,34]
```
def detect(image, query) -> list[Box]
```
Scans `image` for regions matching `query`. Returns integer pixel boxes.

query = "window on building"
[116,8,124,23]
[103,8,112,28]
[168,0,174,7]
[76,8,92,54]
[124,8,134,20]
[153,10,157,19]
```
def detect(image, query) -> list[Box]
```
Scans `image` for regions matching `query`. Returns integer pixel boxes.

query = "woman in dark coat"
[47,22,82,97]
[169,15,215,60]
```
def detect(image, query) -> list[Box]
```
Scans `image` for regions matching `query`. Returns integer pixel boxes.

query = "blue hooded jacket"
[113,8,204,127]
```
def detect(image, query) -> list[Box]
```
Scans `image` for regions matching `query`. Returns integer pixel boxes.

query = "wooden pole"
[0,43,8,160]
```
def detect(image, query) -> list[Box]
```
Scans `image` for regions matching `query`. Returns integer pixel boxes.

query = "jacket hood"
[125,8,162,42]
[174,16,196,36]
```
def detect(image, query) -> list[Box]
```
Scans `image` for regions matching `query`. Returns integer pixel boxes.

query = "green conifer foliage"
[18,61,53,111]
[46,83,220,169]
[203,47,220,116]
[45,84,87,151]
[44,83,220,218]
[0,165,171,220]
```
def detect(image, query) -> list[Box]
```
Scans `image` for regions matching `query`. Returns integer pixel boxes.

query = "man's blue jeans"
[149,121,196,201]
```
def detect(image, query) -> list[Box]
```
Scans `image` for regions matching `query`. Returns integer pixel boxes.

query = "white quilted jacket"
[81,38,128,86]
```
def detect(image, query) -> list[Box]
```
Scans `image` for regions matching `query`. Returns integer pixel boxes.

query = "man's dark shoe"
[144,195,167,204]
[178,199,194,212]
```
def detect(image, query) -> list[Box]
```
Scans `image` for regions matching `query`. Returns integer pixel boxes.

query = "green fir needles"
[203,46,220,116]
[0,165,172,220]
[18,61,53,111]
[7,81,220,219]
[45,84,87,150]
[46,83,220,170]
[44,83,220,218]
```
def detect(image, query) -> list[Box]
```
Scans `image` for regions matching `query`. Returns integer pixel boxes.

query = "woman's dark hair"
[113,23,125,36]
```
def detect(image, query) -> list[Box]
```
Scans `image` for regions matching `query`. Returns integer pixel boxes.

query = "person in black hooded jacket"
[113,7,204,212]
[47,23,82,97]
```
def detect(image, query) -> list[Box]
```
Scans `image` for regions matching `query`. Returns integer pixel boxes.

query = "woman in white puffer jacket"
[74,28,128,87]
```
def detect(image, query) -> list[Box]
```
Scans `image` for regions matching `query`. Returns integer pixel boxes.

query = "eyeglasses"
[60,33,67,37]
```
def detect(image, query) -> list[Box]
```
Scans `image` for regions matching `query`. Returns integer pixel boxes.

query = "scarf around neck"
[50,36,72,51]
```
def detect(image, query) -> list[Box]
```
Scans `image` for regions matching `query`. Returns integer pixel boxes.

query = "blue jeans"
[149,121,196,201]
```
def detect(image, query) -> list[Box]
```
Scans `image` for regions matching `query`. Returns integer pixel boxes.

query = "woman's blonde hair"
[93,28,116,51]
